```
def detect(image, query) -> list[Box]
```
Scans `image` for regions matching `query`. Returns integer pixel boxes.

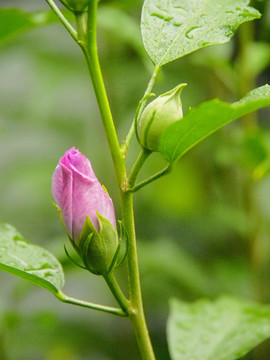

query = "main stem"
[79,3,156,359]
[80,3,125,187]
[121,191,156,360]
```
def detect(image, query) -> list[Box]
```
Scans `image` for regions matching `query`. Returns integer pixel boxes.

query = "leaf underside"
[141,0,261,66]
[167,296,270,360]
[0,223,64,295]
[159,85,270,162]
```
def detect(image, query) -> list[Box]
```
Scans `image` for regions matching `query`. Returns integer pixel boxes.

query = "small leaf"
[0,9,33,42]
[167,296,270,360]
[141,0,261,66]
[0,6,146,63]
[0,8,73,44]
[160,85,270,162]
[0,223,64,295]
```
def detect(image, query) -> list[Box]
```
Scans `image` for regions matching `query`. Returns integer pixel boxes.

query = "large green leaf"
[141,0,261,66]
[0,223,64,295]
[159,85,270,162]
[167,296,270,360]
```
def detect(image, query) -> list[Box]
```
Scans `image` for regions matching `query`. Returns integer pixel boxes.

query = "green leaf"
[159,85,270,162]
[0,7,146,61]
[167,296,270,360]
[0,8,73,44]
[0,223,64,295]
[0,9,33,42]
[141,0,261,66]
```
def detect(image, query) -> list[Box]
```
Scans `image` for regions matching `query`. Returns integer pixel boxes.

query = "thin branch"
[103,273,130,314]
[128,149,151,189]
[45,0,78,41]
[56,291,127,317]
[81,0,126,188]
[128,163,172,193]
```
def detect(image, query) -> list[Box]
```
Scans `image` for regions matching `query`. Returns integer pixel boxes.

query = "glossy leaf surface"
[160,85,270,162]
[141,0,261,66]
[168,296,270,360]
[0,223,64,295]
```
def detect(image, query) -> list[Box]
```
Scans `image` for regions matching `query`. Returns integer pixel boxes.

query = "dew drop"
[185,26,201,39]
[151,12,173,21]
[239,9,251,18]
[16,241,27,248]
[221,25,234,37]
[174,5,185,10]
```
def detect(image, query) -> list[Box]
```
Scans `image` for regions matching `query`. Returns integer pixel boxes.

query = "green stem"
[128,149,152,188]
[61,3,156,359]
[238,22,257,130]
[56,291,127,316]
[129,163,172,193]
[45,0,78,41]
[121,192,156,360]
[75,11,87,43]
[79,2,126,188]
[103,272,130,314]
[122,66,160,156]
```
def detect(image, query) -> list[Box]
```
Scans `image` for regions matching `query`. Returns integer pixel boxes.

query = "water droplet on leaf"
[185,26,201,39]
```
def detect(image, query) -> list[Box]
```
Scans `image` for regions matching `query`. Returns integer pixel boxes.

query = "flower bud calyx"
[137,83,187,152]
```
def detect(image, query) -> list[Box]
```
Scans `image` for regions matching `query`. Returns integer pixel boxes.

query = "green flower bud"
[59,0,88,12]
[137,83,186,152]
[78,213,119,275]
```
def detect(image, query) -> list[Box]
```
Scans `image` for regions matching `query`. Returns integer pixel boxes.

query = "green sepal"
[137,84,187,152]
[135,92,156,142]
[108,237,122,273]
[53,201,74,244]
[64,244,87,270]
[115,221,130,268]
[79,214,119,275]
[108,220,129,272]
[78,214,97,246]
[82,233,96,273]
[59,0,88,12]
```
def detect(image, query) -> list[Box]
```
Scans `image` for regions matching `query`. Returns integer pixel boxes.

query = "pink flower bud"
[52,147,116,243]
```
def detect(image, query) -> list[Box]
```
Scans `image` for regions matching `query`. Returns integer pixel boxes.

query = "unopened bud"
[137,84,186,152]
[52,147,120,275]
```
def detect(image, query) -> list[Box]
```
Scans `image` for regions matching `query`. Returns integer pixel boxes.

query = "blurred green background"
[0,0,270,359]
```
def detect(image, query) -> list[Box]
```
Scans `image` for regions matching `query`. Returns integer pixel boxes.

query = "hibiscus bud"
[137,84,186,152]
[59,0,88,12]
[52,147,119,275]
